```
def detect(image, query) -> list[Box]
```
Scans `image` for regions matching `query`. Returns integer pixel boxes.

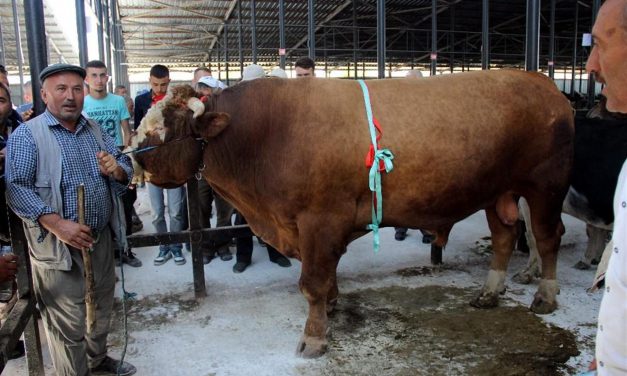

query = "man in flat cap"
[5,63,136,375]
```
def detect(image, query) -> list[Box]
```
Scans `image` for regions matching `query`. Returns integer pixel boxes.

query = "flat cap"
[39,63,86,83]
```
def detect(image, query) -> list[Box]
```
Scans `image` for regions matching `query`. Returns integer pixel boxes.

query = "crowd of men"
[0,1,626,372]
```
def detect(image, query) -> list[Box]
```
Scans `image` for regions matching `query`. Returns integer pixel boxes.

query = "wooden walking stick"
[78,184,97,334]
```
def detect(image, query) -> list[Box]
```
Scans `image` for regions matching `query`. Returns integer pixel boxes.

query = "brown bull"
[132,70,574,358]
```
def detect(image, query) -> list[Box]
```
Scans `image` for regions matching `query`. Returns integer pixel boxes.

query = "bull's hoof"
[296,335,328,358]
[327,298,337,315]
[573,261,591,270]
[511,271,534,285]
[530,292,558,314]
[469,292,499,309]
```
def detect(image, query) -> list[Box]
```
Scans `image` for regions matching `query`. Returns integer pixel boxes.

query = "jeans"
[148,183,186,252]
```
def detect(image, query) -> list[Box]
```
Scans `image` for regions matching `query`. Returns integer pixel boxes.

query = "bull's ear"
[194,112,231,140]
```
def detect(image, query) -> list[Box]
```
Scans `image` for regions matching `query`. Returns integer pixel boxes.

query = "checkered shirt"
[6,110,132,240]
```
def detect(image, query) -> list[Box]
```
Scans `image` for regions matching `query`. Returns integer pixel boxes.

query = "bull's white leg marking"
[537,279,559,301]
[470,269,506,308]
[483,269,506,295]
[531,278,559,314]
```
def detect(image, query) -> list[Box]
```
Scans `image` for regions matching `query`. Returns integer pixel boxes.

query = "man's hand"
[39,214,94,250]
[0,253,18,282]
[97,151,127,182]
[20,108,33,121]
[0,147,6,165]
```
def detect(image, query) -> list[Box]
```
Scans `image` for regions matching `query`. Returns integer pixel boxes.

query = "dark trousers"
[114,186,137,258]
[234,212,283,263]
[198,179,233,255]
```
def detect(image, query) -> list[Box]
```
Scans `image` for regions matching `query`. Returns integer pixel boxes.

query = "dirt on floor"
[112,282,579,376]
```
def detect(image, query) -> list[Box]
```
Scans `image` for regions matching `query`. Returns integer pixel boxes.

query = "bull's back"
[286,71,573,226]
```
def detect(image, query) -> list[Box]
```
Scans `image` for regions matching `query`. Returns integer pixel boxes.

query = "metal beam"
[308,0,315,59]
[24,0,48,116]
[377,0,385,78]
[237,0,243,75]
[481,0,489,69]
[11,0,25,102]
[75,0,88,66]
[279,0,286,69]
[430,0,437,75]
[525,0,540,71]
[251,0,257,63]
[288,0,352,55]
[570,0,578,96]
[95,0,104,61]
[548,0,555,78]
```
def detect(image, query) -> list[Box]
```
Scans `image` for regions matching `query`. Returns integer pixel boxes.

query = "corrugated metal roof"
[0,0,595,79]
[0,0,79,76]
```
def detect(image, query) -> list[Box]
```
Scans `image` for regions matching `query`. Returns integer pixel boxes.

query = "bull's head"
[129,85,231,188]
[129,86,204,188]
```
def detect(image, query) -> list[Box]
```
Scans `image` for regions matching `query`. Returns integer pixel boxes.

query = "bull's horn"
[187,97,205,118]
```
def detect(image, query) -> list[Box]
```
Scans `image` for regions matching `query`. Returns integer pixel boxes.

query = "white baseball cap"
[268,67,288,78]
[198,76,226,89]
[241,64,265,81]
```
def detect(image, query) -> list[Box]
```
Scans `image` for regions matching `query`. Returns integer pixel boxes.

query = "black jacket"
[134,91,153,130]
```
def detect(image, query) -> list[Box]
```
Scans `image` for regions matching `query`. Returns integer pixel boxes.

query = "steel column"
[548,0,556,78]
[450,4,455,73]
[237,0,243,75]
[481,0,489,70]
[112,0,124,86]
[251,0,257,64]
[104,0,113,91]
[571,1,579,96]
[11,0,25,102]
[224,23,230,84]
[377,0,385,79]
[94,0,104,61]
[430,0,437,75]
[353,0,358,78]
[525,0,540,71]
[24,0,48,116]
[75,0,88,66]
[308,0,315,59]
[279,0,286,69]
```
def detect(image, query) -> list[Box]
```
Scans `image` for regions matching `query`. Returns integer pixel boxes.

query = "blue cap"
[39,63,86,83]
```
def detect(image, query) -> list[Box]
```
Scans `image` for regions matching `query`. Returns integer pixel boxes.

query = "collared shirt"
[596,160,627,375]
[6,110,132,239]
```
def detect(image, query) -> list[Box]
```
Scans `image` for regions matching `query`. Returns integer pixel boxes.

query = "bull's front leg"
[296,244,341,358]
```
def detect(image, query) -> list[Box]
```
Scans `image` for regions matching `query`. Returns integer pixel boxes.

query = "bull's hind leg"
[512,198,542,284]
[295,218,345,358]
[471,205,518,309]
[526,193,565,314]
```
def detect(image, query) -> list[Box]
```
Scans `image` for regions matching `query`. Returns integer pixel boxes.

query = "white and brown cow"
[131,70,574,358]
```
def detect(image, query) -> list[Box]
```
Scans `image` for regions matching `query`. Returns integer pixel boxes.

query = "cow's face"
[131,89,206,188]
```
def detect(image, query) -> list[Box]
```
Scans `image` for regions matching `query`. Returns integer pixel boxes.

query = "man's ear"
[193,112,231,140]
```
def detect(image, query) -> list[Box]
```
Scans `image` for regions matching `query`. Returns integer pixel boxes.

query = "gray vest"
[24,115,127,270]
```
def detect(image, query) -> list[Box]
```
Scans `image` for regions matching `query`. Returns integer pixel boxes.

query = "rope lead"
[357,80,394,253]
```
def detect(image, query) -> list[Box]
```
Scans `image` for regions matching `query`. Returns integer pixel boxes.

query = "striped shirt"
[6,110,132,240]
